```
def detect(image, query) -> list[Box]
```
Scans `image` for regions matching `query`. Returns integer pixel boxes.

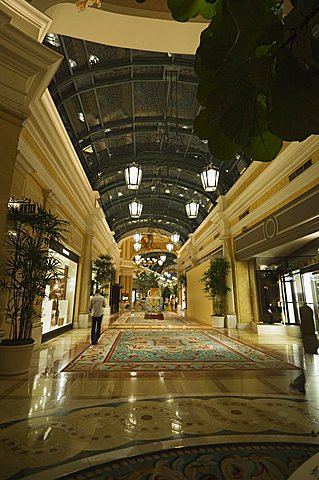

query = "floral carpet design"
[112,313,198,327]
[63,330,298,372]
[61,443,319,480]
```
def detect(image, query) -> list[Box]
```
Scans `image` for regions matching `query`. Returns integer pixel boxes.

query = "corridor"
[0,312,318,479]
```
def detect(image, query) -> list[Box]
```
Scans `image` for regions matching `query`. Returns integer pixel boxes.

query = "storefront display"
[41,246,78,335]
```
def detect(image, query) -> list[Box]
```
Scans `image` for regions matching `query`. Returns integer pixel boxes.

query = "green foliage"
[200,256,230,315]
[167,0,319,161]
[168,0,220,21]
[92,254,115,293]
[0,204,68,342]
[136,270,159,296]
[178,273,187,287]
[162,285,171,299]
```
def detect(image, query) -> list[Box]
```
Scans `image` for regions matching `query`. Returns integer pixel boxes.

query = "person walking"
[89,289,106,345]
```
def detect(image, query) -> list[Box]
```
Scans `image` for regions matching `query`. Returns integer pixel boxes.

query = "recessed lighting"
[165,189,170,194]
[179,193,184,197]
[78,112,85,122]
[118,170,122,174]
[182,125,189,129]
[225,169,229,173]
[118,192,123,197]
[83,145,93,153]
[109,195,113,199]
[105,128,111,133]
[45,33,60,47]
[89,54,99,65]
[202,139,208,144]
[167,52,173,58]
[69,58,77,68]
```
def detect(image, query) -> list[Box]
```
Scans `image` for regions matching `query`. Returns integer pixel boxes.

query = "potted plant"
[0,201,68,375]
[201,256,231,328]
[92,253,115,314]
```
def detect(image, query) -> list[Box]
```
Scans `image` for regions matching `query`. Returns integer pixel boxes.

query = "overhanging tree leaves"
[138,0,319,161]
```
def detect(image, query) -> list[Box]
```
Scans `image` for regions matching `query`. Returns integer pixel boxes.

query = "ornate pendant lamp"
[160,254,167,262]
[166,242,174,252]
[134,254,141,263]
[170,232,180,244]
[185,199,199,219]
[200,165,219,192]
[129,199,143,218]
[133,242,141,252]
[132,231,142,243]
[124,162,142,190]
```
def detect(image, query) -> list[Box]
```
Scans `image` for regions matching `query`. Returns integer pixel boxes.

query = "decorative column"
[218,196,237,328]
[77,225,94,328]
[0,0,62,337]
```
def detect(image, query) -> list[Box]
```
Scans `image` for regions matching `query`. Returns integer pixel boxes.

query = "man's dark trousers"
[91,315,102,344]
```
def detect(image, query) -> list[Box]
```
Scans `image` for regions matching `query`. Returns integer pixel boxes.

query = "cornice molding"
[0,8,62,120]
[0,0,52,41]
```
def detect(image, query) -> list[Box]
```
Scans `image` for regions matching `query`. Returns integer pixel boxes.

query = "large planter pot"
[211,315,225,328]
[0,340,35,376]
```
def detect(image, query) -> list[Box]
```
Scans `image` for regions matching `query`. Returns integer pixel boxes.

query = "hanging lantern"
[185,199,199,219]
[134,254,141,263]
[132,231,142,243]
[200,165,219,192]
[124,162,142,189]
[133,242,141,252]
[166,242,174,252]
[170,232,180,244]
[129,199,143,218]
[160,254,166,262]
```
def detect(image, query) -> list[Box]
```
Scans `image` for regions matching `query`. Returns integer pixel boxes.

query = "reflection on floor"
[0,311,318,479]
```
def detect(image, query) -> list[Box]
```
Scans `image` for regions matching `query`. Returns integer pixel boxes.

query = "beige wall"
[186,260,212,325]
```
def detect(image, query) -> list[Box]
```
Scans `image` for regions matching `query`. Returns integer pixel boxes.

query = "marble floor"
[0,311,319,479]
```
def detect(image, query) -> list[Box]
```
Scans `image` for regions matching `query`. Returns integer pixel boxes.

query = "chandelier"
[185,199,199,219]
[166,242,174,252]
[170,232,180,244]
[129,199,143,218]
[133,241,141,252]
[132,231,142,243]
[124,162,143,190]
[200,165,219,192]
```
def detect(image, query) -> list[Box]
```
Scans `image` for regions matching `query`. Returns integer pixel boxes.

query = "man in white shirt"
[89,289,106,344]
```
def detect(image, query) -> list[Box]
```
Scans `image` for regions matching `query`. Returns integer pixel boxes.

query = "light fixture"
[185,199,199,219]
[170,232,180,244]
[69,58,77,68]
[124,162,142,190]
[45,33,61,47]
[132,231,142,243]
[200,165,219,192]
[89,54,99,65]
[160,254,167,262]
[133,242,141,252]
[129,199,143,218]
[134,254,141,263]
[166,242,174,252]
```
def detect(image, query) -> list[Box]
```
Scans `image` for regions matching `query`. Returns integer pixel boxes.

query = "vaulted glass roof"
[45,34,251,244]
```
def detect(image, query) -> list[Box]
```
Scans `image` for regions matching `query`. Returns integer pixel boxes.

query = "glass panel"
[42,250,78,334]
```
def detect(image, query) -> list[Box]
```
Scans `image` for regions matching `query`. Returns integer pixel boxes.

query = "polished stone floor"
[0,311,319,479]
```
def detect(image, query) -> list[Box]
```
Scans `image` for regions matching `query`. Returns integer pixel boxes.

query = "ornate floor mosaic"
[63,329,299,372]
[60,443,319,480]
[1,395,318,479]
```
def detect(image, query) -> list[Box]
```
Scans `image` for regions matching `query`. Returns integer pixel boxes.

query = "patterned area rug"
[63,330,298,372]
[112,313,198,327]
[60,443,319,480]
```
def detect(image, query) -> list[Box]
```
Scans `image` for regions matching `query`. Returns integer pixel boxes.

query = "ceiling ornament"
[76,0,101,12]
